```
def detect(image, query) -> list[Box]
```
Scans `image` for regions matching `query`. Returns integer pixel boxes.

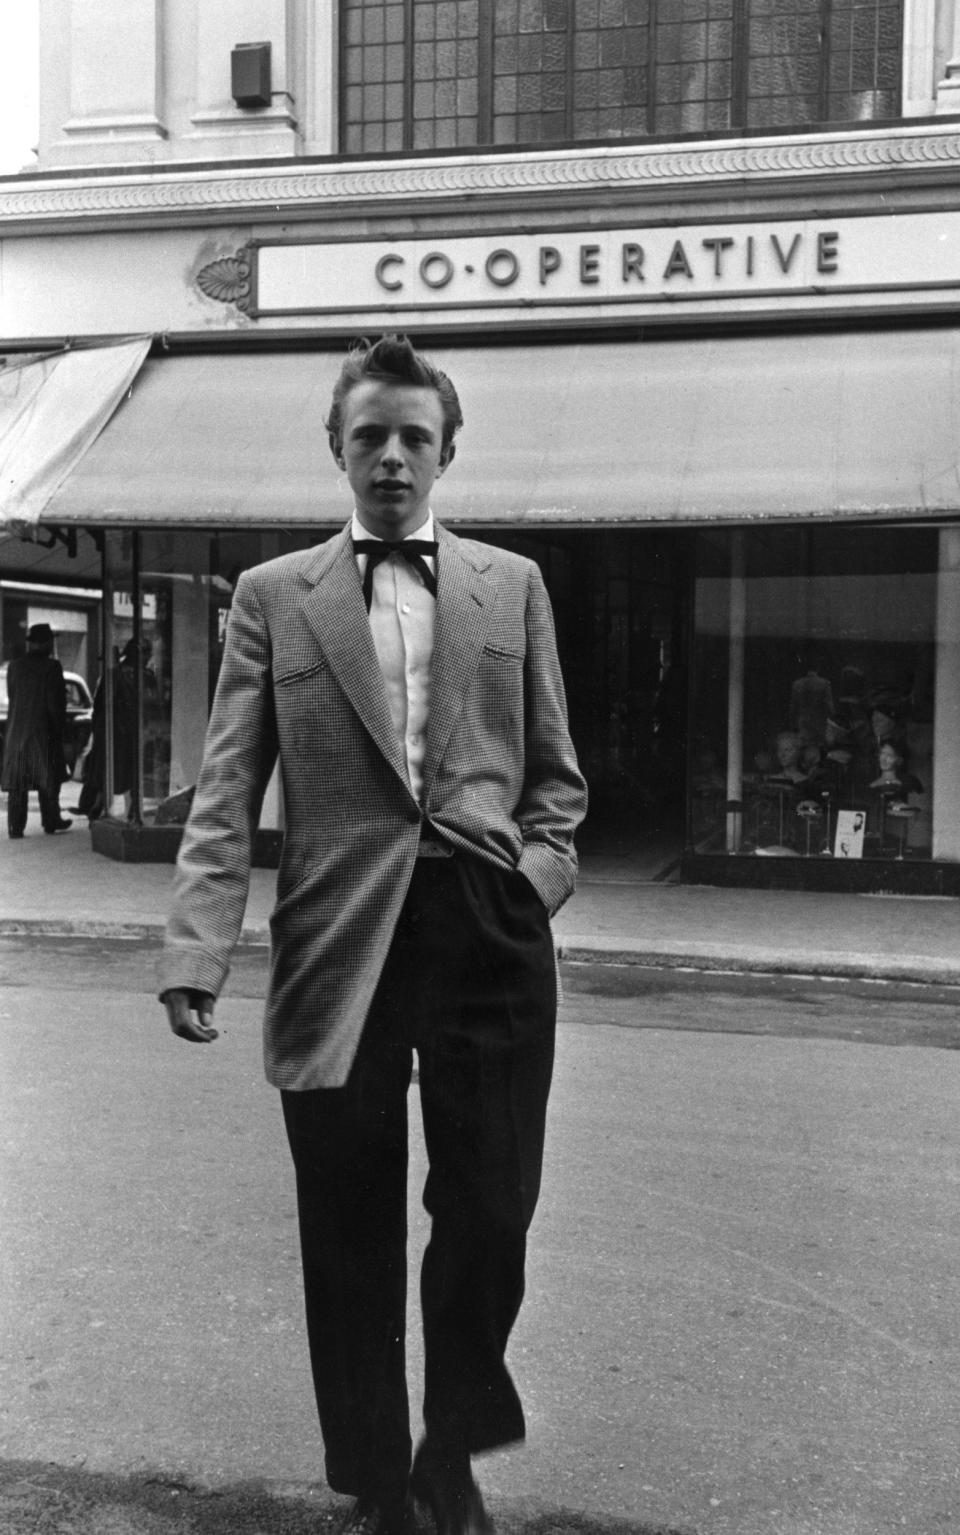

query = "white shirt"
[352,511,436,804]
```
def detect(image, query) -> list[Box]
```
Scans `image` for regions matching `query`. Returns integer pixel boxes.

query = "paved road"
[2,938,959,1535]
[2,932,959,1046]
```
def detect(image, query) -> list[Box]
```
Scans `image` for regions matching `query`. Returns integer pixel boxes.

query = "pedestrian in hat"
[1,623,73,838]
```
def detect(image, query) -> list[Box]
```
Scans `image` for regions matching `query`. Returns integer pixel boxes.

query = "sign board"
[249,210,960,319]
[834,809,866,859]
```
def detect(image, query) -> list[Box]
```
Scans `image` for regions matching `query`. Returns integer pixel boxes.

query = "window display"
[691,524,948,863]
[87,519,960,887]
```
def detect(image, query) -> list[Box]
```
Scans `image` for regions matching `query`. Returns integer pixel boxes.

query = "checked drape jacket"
[158,520,587,1090]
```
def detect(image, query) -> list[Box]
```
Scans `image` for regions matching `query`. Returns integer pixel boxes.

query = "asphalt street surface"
[2,936,959,1535]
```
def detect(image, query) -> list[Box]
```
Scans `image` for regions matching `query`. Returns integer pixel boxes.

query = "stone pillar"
[934,0,960,112]
[58,0,166,165]
[188,0,298,159]
[302,0,339,155]
[903,0,938,115]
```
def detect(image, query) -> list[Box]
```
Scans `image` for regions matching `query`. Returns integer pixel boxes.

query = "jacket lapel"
[424,525,490,789]
[299,525,412,791]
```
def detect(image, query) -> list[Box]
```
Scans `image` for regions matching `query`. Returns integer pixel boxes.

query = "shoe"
[337,1493,411,1535]
[8,831,24,840]
[410,1444,493,1535]
[44,818,73,835]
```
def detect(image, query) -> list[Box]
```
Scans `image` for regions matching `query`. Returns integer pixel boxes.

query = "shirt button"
[401,603,411,614]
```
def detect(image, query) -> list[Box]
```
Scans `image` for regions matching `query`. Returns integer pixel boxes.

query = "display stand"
[886,801,919,859]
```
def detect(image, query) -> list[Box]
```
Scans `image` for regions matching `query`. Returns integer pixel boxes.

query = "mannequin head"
[775,731,803,774]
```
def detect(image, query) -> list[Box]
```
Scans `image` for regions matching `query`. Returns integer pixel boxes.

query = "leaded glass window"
[339,0,903,152]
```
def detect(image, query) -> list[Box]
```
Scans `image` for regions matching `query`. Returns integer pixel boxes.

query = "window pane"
[825,0,902,119]
[652,0,732,136]
[746,0,902,128]
[691,527,939,862]
[340,0,903,149]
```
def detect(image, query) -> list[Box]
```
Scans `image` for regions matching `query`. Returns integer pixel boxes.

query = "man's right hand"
[162,988,219,1043]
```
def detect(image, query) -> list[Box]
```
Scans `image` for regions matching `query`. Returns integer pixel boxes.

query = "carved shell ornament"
[195,250,253,310]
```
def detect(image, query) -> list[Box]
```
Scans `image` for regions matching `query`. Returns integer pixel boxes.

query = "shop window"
[92,530,330,831]
[84,531,172,824]
[689,524,960,865]
[339,0,902,151]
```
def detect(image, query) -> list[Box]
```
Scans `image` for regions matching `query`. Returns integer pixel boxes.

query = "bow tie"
[353,539,438,611]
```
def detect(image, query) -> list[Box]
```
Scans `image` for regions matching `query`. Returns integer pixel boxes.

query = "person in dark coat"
[1,623,72,838]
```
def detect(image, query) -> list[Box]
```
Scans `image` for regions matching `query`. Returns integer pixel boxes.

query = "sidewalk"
[2,815,958,987]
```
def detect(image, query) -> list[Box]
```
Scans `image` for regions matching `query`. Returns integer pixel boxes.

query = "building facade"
[2,0,960,890]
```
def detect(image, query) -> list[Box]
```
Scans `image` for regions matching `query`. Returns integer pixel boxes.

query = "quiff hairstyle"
[325,333,464,454]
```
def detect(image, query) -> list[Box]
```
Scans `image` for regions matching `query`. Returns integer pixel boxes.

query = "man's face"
[332,378,455,540]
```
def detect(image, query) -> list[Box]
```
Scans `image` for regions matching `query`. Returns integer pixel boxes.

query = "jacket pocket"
[275,658,328,687]
[481,643,524,664]
[276,847,309,905]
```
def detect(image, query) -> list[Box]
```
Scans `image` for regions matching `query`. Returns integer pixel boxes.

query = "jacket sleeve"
[157,572,279,998]
[515,564,588,915]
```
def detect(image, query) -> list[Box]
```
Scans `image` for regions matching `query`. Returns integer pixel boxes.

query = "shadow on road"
[0,1460,692,1535]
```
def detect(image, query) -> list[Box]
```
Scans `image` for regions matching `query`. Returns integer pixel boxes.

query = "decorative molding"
[189,103,298,132]
[936,60,960,115]
[195,247,254,312]
[3,125,960,229]
[62,114,168,140]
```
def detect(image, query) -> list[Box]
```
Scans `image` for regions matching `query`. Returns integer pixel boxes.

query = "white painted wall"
[32,0,960,168]
[38,0,313,167]
[0,227,255,339]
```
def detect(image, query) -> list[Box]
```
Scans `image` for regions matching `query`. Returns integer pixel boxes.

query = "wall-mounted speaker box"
[231,42,272,109]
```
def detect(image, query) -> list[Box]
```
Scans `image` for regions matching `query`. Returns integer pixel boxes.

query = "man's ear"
[329,432,345,469]
[437,442,456,477]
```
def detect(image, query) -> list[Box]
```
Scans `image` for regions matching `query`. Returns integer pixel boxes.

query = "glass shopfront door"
[469,527,695,881]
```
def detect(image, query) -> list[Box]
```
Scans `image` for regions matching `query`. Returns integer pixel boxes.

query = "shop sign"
[253,221,842,314]
[370,228,838,292]
[196,211,960,319]
[112,591,157,621]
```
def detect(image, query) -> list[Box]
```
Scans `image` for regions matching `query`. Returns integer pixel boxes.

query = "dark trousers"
[281,852,557,1502]
[7,784,63,837]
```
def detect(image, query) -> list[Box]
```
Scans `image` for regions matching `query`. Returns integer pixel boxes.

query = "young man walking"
[159,335,587,1535]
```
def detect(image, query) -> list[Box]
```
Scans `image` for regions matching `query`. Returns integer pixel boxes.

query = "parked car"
[0,662,95,777]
